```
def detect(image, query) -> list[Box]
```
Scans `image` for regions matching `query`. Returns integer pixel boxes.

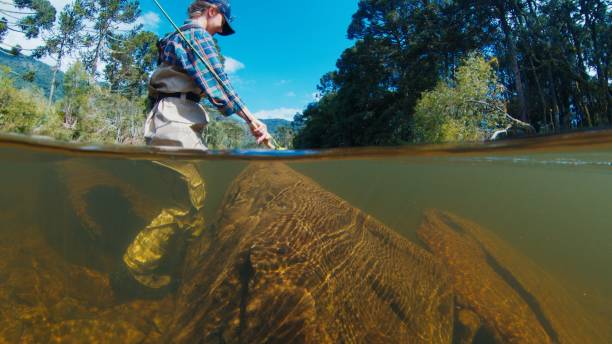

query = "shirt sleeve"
[160,27,246,117]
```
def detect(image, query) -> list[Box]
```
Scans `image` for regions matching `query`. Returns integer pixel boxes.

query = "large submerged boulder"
[167,163,454,343]
[417,209,610,344]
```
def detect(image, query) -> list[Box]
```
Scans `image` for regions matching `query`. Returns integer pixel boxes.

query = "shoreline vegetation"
[0,0,610,149]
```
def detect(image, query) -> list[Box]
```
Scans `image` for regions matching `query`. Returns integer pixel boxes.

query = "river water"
[0,131,610,343]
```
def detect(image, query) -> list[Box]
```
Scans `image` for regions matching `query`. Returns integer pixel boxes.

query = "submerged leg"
[122,161,206,290]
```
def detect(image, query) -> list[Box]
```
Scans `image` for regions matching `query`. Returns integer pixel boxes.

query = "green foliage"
[0,18,7,42]
[255,119,296,149]
[13,0,57,38]
[33,0,88,60]
[82,0,142,76]
[0,53,64,99]
[104,31,159,98]
[28,61,145,145]
[0,66,46,134]
[273,125,296,149]
[59,61,93,128]
[21,70,35,82]
[295,0,488,148]
[205,116,249,150]
[78,90,146,145]
[413,55,510,143]
[295,0,611,148]
[203,114,300,150]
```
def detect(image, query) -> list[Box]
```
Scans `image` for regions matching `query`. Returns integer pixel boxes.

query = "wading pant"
[123,97,208,289]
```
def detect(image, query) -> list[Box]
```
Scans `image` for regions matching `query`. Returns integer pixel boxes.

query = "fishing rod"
[151,0,281,150]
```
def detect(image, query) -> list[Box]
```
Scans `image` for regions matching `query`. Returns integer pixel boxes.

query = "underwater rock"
[51,159,193,271]
[454,309,481,344]
[0,226,176,343]
[53,160,161,268]
[418,209,610,344]
[167,163,454,343]
[59,161,153,240]
[48,319,146,343]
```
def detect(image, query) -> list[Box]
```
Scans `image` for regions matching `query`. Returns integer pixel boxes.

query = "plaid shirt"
[159,21,246,117]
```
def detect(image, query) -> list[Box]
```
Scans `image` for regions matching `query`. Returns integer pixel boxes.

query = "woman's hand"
[249,119,275,149]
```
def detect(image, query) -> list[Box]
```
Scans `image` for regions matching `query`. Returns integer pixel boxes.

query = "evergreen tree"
[0,0,56,50]
[104,31,158,98]
[12,0,56,38]
[81,0,141,77]
[32,0,88,109]
[0,18,7,43]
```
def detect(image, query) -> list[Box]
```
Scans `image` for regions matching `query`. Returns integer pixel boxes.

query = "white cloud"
[311,92,322,101]
[224,56,245,74]
[274,79,291,86]
[1,29,43,51]
[253,107,301,121]
[285,91,296,97]
[135,11,161,31]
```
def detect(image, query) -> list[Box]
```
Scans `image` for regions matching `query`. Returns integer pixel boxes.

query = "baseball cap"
[207,0,235,36]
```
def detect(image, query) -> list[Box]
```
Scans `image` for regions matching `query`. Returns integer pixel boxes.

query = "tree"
[12,0,56,39]
[104,30,158,98]
[33,0,88,107]
[413,55,517,143]
[60,61,93,128]
[0,0,56,51]
[81,0,141,77]
[205,116,249,150]
[0,66,46,134]
[493,0,529,122]
[31,61,147,144]
[80,89,146,144]
[274,125,296,149]
[0,18,7,43]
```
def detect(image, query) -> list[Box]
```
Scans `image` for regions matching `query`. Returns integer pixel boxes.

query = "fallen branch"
[466,99,536,133]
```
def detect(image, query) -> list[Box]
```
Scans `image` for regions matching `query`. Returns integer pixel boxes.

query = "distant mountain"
[0,51,64,100]
[222,116,293,131]
[261,119,293,132]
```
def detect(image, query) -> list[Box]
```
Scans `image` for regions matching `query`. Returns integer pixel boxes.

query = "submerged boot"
[122,208,188,289]
[114,161,206,298]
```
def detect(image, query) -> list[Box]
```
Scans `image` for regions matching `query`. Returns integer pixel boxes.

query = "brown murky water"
[0,131,610,343]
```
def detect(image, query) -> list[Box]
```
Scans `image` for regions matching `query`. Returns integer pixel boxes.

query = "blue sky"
[140,0,358,120]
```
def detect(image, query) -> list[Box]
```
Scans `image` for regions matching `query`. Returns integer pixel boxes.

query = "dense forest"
[0,0,610,149]
[294,0,610,148]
